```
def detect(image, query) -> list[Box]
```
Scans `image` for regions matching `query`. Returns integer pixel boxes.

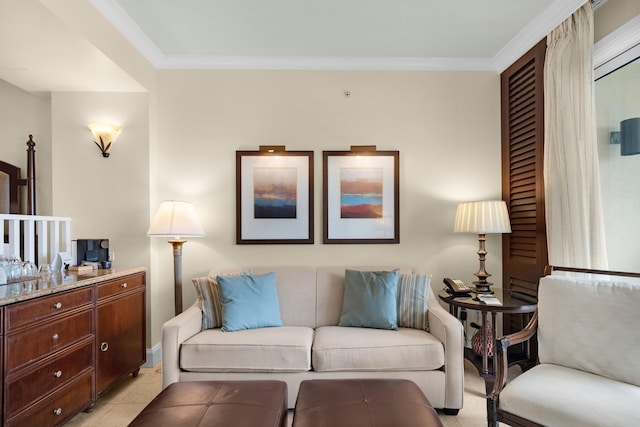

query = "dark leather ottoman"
[129,380,287,427]
[293,379,443,427]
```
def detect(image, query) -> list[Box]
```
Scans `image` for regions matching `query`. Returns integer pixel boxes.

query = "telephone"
[443,278,472,296]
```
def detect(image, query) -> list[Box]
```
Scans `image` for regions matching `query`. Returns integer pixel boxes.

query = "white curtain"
[544,3,608,269]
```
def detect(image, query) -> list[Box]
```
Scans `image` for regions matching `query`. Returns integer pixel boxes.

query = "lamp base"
[473,233,494,294]
[168,239,186,315]
[472,280,494,294]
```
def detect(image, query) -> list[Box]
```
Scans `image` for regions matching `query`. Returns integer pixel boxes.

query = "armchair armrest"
[489,309,538,399]
[161,303,203,389]
[428,299,465,410]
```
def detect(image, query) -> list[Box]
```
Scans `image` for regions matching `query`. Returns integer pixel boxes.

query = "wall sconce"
[88,123,121,158]
[620,117,640,156]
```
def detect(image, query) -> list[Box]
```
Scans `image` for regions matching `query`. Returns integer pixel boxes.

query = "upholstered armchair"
[488,272,640,427]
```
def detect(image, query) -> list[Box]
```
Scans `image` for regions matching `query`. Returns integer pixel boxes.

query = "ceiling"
[0,0,587,93]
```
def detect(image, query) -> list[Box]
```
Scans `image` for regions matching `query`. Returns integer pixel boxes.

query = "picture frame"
[236,150,314,244]
[323,150,399,244]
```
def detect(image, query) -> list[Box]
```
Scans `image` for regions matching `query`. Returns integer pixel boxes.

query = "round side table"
[438,288,537,391]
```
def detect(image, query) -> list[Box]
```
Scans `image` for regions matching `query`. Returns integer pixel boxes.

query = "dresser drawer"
[5,341,93,417]
[5,309,93,374]
[6,370,93,427]
[97,273,144,300]
[6,287,92,331]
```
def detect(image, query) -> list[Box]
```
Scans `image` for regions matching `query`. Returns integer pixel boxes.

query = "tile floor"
[66,361,499,426]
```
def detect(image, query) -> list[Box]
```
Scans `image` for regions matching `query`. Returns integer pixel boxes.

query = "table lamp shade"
[147,200,205,238]
[454,201,511,234]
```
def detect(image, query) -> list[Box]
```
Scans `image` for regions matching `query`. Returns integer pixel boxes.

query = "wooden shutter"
[501,38,548,334]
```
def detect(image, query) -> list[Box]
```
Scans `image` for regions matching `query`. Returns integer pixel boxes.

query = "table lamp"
[454,200,511,293]
[148,200,204,314]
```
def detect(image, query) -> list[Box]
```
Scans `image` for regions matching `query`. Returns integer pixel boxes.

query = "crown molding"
[90,0,165,66]
[493,0,586,73]
[92,0,584,72]
[153,55,496,71]
[594,14,640,79]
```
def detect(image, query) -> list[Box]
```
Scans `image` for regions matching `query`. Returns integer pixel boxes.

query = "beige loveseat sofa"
[162,266,464,413]
[490,273,640,426]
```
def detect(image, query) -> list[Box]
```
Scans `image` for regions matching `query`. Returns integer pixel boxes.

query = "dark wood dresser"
[0,267,146,426]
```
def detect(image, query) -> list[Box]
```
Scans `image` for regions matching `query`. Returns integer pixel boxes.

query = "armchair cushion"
[500,364,640,427]
[538,276,640,387]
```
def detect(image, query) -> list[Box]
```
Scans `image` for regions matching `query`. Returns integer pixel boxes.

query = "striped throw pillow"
[193,272,249,330]
[396,273,431,331]
[192,277,223,330]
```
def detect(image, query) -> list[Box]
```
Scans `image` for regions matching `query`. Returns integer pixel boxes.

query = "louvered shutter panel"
[501,38,548,335]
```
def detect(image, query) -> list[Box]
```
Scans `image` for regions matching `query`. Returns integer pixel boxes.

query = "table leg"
[481,311,488,376]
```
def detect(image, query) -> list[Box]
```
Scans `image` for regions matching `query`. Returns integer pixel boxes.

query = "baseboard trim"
[144,343,161,368]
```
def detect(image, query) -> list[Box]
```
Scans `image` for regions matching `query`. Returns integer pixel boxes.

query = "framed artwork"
[323,150,399,244]
[236,150,314,244]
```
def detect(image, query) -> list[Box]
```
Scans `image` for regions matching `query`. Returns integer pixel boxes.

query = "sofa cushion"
[339,269,399,330]
[180,326,313,372]
[217,272,283,332]
[500,363,640,427]
[538,275,640,387]
[312,326,444,372]
[396,272,431,331]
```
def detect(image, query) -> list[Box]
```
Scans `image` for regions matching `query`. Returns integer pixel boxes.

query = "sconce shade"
[454,200,512,234]
[88,123,121,157]
[147,200,205,238]
[621,117,640,156]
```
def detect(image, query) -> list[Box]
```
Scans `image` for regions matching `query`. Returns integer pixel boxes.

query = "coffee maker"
[74,239,109,268]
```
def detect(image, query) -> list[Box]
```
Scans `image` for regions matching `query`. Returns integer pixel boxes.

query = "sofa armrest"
[161,303,203,389]
[428,299,465,409]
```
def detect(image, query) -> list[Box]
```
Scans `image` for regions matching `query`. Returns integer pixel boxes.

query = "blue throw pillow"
[338,269,399,330]
[217,272,283,332]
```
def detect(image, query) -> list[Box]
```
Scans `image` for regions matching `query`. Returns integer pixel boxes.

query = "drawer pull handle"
[53,302,62,309]
[121,282,128,288]
[53,408,62,416]
[52,333,59,341]
[54,370,63,378]
[100,342,109,352]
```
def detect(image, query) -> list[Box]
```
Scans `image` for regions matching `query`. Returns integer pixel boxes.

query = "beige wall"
[50,92,152,344]
[2,70,503,350]
[149,69,502,345]
[0,80,53,215]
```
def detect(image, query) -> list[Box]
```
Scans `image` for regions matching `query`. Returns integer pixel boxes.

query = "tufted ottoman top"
[293,379,443,427]
[129,380,287,427]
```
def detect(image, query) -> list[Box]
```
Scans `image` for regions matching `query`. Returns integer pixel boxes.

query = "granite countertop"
[0,266,146,306]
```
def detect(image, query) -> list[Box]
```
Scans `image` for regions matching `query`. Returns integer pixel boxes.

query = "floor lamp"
[148,201,204,315]
[454,200,511,294]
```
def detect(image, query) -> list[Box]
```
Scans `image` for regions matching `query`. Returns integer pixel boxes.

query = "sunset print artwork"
[340,167,383,218]
[253,167,297,218]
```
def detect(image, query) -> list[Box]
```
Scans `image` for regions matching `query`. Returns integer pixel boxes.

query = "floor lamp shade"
[147,200,205,238]
[147,201,204,315]
[454,200,511,293]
